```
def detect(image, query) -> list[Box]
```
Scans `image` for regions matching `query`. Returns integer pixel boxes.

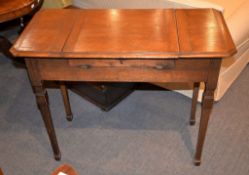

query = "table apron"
[32,58,211,83]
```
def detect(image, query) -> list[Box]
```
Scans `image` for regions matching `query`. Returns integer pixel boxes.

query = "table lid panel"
[63,9,179,59]
[11,9,80,57]
[176,9,236,58]
[11,9,237,59]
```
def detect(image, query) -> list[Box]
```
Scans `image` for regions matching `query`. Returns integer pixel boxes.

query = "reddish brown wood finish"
[25,59,61,161]
[0,0,42,23]
[51,164,78,175]
[11,9,236,165]
[190,82,200,125]
[64,9,179,58]
[176,9,236,58]
[195,59,222,165]
[59,82,73,121]
[11,9,236,58]
[36,58,210,82]
[0,0,43,61]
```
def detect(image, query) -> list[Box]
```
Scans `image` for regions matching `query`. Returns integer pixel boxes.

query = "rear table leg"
[190,82,200,125]
[60,82,73,121]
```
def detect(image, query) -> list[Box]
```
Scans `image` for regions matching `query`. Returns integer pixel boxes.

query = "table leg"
[60,82,73,121]
[194,59,221,165]
[25,59,61,160]
[190,82,200,125]
[194,87,214,165]
[34,85,61,160]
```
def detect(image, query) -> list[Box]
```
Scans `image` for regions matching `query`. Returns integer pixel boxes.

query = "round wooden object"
[0,0,42,23]
[51,164,78,175]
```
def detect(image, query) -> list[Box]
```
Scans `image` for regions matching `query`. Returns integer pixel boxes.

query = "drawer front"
[37,58,210,83]
[68,59,175,70]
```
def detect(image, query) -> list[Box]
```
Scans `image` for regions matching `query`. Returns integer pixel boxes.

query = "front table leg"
[194,59,221,165]
[34,86,61,160]
[25,59,61,160]
[194,88,215,165]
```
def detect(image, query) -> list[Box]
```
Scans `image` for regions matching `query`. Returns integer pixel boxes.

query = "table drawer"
[68,59,175,70]
[36,58,210,83]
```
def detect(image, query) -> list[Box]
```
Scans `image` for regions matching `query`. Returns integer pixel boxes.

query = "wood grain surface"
[0,0,41,23]
[176,9,236,58]
[11,9,236,59]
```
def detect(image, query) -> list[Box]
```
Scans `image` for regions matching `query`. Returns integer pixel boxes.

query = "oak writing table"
[11,9,236,165]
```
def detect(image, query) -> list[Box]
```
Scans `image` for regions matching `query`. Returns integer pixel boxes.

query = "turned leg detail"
[34,86,61,160]
[190,82,200,125]
[59,82,73,121]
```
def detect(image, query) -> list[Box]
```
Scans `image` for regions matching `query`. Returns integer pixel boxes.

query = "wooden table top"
[11,9,236,59]
[0,0,41,23]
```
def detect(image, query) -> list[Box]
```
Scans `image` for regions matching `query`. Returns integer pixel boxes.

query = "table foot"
[66,114,73,122]
[189,120,196,125]
[54,152,61,161]
[194,159,201,166]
